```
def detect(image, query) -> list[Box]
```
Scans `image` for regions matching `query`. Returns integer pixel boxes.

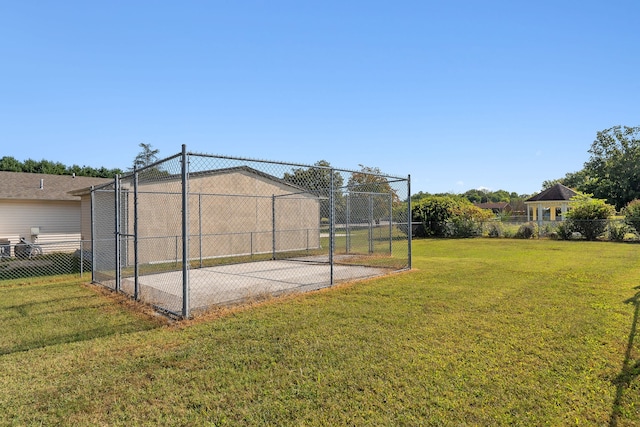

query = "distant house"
[525,183,578,221]
[474,202,512,215]
[0,172,112,251]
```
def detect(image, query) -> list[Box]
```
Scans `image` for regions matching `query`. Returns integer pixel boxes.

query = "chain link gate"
[91,145,411,318]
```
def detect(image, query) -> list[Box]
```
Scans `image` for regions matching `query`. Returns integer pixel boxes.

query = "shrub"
[487,222,503,238]
[567,219,609,241]
[608,222,630,242]
[503,227,515,238]
[623,199,640,233]
[413,196,460,237]
[565,195,615,241]
[515,222,537,239]
[538,223,557,239]
[446,218,483,238]
[446,204,492,238]
[555,222,574,240]
[410,196,492,238]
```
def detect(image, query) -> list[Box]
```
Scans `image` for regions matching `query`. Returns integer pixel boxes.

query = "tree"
[564,194,615,241]
[411,191,431,201]
[462,188,511,204]
[0,156,121,177]
[21,158,40,173]
[540,126,640,211]
[38,160,67,175]
[133,143,160,170]
[462,189,485,203]
[581,126,640,210]
[347,165,399,224]
[283,160,342,195]
[282,160,344,220]
[542,170,589,192]
[0,156,23,172]
[347,165,393,193]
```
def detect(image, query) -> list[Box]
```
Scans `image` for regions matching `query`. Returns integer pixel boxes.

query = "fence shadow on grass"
[0,289,162,356]
[0,323,152,356]
[1,294,97,319]
[609,285,640,427]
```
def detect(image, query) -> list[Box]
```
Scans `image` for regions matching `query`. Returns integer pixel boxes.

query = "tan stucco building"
[76,166,321,265]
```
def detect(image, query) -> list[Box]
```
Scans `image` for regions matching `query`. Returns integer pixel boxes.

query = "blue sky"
[1,1,638,196]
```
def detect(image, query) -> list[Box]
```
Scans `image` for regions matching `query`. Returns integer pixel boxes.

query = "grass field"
[0,239,639,425]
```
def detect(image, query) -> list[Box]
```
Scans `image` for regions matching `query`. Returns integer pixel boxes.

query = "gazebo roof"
[525,183,577,202]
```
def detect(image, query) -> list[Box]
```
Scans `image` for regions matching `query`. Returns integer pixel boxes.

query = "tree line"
[544,125,640,211]
[6,125,639,215]
[0,156,123,178]
[0,143,162,178]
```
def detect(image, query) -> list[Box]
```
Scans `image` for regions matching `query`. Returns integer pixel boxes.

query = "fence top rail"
[92,182,116,191]
[119,152,183,180]
[186,150,408,181]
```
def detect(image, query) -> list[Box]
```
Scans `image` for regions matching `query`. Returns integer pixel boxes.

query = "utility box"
[0,239,10,259]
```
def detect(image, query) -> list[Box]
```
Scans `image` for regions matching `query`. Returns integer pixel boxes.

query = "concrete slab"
[131,259,387,314]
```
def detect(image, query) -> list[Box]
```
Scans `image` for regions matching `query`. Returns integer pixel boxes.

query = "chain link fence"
[0,239,91,281]
[412,218,640,241]
[91,146,412,317]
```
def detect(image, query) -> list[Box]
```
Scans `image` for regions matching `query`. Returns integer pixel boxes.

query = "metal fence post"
[90,185,95,283]
[182,145,190,318]
[199,193,203,268]
[368,194,374,254]
[407,174,412,270]
[346,193,351,253]
[272,194,276,260]
[114,175,121,292]
[134,170,139,300]
[329,170,335,285]
[389,192,393,255]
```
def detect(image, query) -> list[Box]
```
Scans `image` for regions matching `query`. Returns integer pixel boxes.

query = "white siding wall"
[0,199,82,246]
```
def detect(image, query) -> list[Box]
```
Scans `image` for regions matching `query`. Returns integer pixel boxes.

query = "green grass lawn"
[0,239,639,426]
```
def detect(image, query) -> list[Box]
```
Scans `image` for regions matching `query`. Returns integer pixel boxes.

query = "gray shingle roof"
[68,166,313,197]
[0,171,112,201]
[525,183,577,202]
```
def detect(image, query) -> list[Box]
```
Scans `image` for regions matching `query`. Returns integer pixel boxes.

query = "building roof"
[69,166,315,197]
[189,165,305,190]
[474,202,510,210]
[525,183,577,202]
[0,171,112,201]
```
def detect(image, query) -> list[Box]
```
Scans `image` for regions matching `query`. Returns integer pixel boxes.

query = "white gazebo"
[525,183,578,221]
